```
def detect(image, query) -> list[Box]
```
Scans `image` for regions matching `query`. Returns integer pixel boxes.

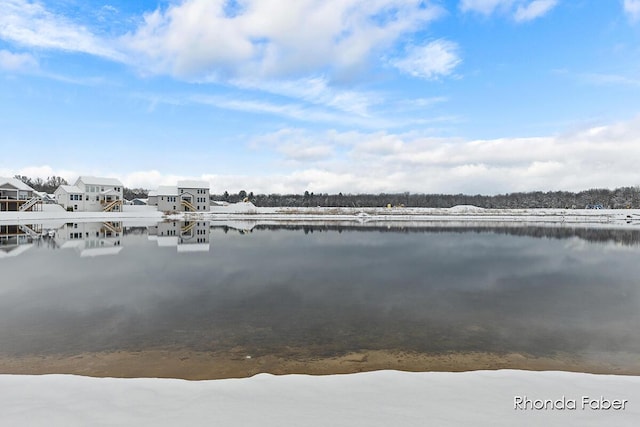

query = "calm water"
[1,221,640,361]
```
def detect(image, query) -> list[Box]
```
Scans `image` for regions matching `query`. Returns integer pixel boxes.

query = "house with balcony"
[54,176,124,212]
[148,180,210,212]
[0,177,42,212]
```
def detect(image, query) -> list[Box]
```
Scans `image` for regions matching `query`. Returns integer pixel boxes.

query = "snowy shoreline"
[1,204,639,227]
[2,370,639,426]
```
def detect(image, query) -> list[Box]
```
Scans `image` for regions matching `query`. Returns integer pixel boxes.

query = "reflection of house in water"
[0,224,42,258]
[148,221,210,252]
[54,222,123,257]
[148,180,210,213]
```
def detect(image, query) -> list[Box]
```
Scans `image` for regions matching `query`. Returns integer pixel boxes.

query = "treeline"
[13,175,68,194]
[13,175,640,208]
[123,188,149,200]
[214,186,640,209]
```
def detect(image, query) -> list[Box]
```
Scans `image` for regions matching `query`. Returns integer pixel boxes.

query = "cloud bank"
[5,116,640,195]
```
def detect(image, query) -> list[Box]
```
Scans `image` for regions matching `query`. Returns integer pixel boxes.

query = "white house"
[149,180,210,212]
[55,176,124,212]
[0,177,41,212]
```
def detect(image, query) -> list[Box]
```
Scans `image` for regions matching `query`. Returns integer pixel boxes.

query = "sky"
[1,0,640,195]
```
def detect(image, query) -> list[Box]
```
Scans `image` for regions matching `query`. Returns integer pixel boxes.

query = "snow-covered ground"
[1,370,638,426]
[2,203,640,227]
[0,204,163,224]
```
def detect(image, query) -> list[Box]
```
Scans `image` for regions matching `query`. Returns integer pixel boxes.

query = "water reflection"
[0,221,639,367]
[54,222,123,257]
[148,221,210,252]
[0,224,40,258]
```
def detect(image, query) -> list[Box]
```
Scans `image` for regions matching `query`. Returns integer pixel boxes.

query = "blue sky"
[1,0,640,194]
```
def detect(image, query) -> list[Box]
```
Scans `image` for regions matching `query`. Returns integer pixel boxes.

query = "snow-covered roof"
[155,185,179,196]
[75,176,123,187]
[57,185,83,194]
[148,191,158,197]
[177,180,209,189]
[0,177,35,192]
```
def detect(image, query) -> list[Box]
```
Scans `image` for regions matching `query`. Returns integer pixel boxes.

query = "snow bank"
[448,204,485,213]
[209,201,257,214]
[0,205,163,223]
[1,370,638,426]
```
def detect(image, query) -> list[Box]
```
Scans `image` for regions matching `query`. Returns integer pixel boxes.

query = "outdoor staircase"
[102,199,122,212]
[101,222,122,234]
[19,224,42,239]
[181,221,196,234]
[181,200,197,212]
[18,196,42,211]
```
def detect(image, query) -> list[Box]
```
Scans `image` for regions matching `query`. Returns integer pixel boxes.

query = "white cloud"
[514,0,558,22]
[121,0,443,80]
[187,94,376,127]
[459,0,514,15]
[460,0,558,22]
[0,0,447,114]
[0,49,37,71]
[251,129,335,162]
[392,39,461,80]
[0,0,123,60]
[231,77,381,117]
[624,0,640,21]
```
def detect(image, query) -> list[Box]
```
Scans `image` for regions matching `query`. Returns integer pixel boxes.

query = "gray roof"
[0,177,35,192]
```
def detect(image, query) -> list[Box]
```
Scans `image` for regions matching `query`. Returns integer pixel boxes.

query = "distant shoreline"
[2,205,639,228]
[1,349,639,380]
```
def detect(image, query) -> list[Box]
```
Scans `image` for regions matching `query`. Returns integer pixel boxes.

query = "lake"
[1,220,639,378]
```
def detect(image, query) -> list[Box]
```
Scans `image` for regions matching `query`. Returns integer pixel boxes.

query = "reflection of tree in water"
[213,224,640,247]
